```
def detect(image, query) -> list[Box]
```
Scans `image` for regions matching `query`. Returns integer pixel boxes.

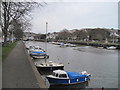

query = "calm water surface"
[25,41,118,88]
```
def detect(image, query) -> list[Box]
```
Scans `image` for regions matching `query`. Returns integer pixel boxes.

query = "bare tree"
[57,29,71,41]
[1,1,41,43]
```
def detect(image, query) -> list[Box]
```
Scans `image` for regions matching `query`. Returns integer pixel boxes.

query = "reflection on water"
[25,41,118,88]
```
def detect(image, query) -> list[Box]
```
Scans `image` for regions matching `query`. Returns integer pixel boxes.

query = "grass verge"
[2,42,17,61]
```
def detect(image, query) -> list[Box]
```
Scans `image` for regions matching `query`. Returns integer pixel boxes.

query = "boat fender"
[77,79,78,82]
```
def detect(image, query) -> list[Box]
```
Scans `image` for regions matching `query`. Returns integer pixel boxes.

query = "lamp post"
[45,22,48,63]
[112,28,115,44]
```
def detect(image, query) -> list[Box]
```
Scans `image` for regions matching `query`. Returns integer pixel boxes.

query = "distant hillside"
[47,28,119,42]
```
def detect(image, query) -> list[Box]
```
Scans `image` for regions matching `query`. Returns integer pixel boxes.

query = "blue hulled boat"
[30,51,49,59]
[29,46,49,59]
[46,70,91,85]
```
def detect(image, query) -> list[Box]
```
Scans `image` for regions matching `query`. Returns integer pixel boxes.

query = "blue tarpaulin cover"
[32,51,45,54]
[61,43,64,45]
[67,72,86,79]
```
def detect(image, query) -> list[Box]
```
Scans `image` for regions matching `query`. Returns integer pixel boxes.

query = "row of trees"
[0,1,44,44]
[53,28,119,43]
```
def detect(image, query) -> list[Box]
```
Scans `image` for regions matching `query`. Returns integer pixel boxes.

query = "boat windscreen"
[59,74,67,78]
[52,72,56,76]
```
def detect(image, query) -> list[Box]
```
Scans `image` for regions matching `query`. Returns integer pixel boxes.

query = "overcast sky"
[30,1,118,34]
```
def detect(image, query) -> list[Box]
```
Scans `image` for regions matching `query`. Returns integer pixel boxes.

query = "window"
[56,73,59,77]
[52,72,56,76]
[59,74,67,78]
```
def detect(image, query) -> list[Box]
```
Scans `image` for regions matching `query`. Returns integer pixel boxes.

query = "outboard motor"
[81,71,91,77]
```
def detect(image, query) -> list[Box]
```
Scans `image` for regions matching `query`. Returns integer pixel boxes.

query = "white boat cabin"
[52,70,69,79]
[34,46,41,50]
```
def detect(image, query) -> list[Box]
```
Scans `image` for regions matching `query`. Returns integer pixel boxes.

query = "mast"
[112,28,114,44]
[45,22,48,63]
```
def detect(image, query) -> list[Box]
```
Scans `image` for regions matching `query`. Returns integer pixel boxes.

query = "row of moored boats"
[50,42,118,50]
[49,42,77,47]
[26,45,91,85]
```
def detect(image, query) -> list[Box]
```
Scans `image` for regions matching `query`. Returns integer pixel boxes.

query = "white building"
[47,32,58,40]
[23,32,36,40]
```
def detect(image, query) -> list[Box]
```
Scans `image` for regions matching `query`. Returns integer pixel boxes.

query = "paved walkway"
[2,41,46,88]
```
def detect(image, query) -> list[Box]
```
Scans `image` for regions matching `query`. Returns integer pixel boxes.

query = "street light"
[111,28,115,44]
[45,22,48,63]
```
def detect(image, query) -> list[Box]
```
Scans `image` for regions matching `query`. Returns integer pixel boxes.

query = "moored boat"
[35,61,64,71]
[107,46,116,50]
[29,46,49,59]
[64,43,77,47]
[46,70,91,85]
[29,46,45,52]
[30,51,49,59]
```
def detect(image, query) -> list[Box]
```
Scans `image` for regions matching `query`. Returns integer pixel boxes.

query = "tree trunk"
[4,35,7,42]
[3,2,8,44]
[2,26,8,44]
[3,33,7,45]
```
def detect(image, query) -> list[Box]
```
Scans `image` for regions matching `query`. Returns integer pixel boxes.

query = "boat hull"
[47,76,89,85]
[107,47,116,50]
[30,54,49,59]
[36,65,64,72]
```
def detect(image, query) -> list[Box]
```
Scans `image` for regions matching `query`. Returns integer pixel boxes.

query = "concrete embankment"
[2,41,46,88]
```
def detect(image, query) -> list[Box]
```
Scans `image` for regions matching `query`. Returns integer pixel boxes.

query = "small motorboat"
[59,43,67,47]
[30,51,49,59]
[29,46,45,52]
[64,43,77,47]
[46,70,91,85]
[35,61,64,71]
[29,46,49,59]
[107,46,116,50]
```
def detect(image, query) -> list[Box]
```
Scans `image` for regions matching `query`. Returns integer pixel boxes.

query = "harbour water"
[25,41,118,88]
